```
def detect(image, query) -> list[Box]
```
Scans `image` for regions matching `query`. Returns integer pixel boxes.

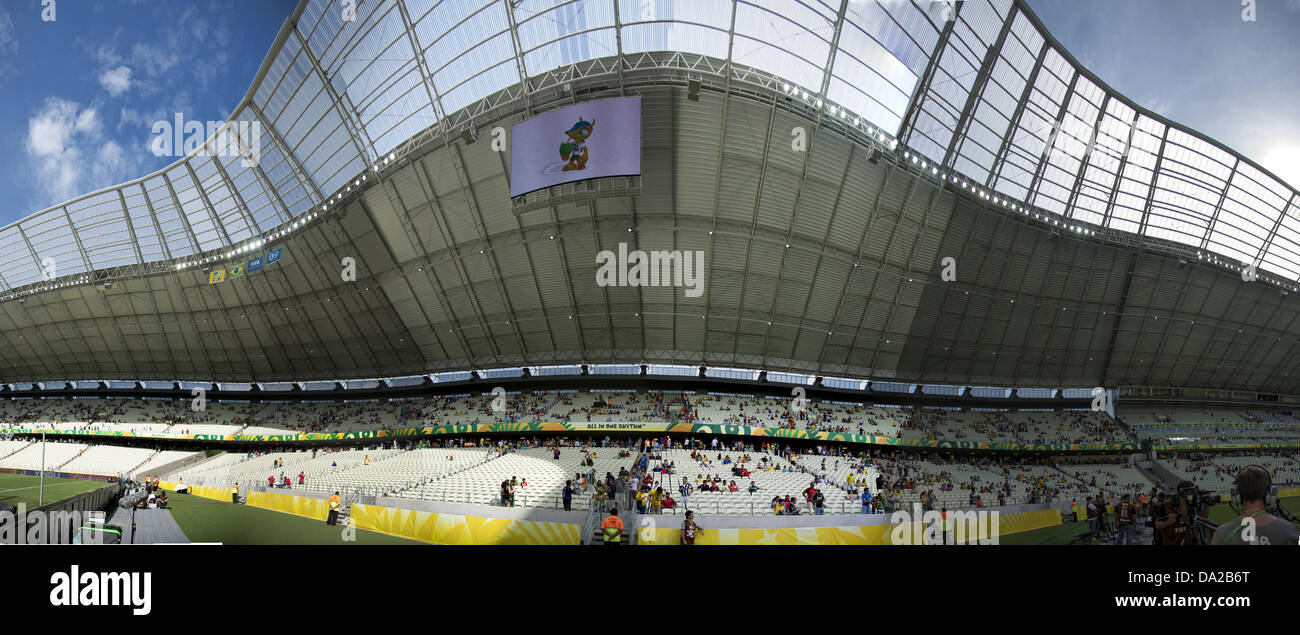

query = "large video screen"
[509,97,642,198]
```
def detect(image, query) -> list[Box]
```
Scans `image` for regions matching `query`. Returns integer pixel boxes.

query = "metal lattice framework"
[1,0,1299,395]
[903,0,1300,283]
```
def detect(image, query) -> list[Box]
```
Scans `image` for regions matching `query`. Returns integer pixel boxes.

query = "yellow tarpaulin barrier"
[640,524,891,545]
[246,490,329,521]
[159,481,233,502]
[641,508,1062,545]
[349,503,581,545]
[160,482,332,522]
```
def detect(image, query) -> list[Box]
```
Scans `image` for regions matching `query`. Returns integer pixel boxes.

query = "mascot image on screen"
[560,117,594,171]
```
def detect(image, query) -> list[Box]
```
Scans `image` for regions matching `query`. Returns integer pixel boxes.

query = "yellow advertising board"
[349,503,580,545]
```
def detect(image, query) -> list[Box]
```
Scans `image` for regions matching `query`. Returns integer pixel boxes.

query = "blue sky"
[1027,0,1300,190]
[0,0,296,226]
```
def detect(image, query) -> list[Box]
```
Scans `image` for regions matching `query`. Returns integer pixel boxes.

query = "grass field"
[1,474,425,543]
[0,473,112,508]
[165,495,424,545]
[1002,496,1300,545]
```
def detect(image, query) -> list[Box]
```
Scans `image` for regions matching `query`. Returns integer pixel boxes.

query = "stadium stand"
[2,392,1146,447]
[130,450,205,479]
[0,441,88,471]
[311,448,492,496]
[391,446,636,510]
[1163,450,1300,490]
[650,448,858,515]
[60,445,154,477]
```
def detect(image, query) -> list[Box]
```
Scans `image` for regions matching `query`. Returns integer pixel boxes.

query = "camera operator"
[1148,488,1163,545]
[1154,481,1212,545]
[1086,495,1100,537]
[1212,465,1299,546]
[1115,493,1137,545]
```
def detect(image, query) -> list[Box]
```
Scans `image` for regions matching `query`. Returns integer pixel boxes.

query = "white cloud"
[94,41,122,67]
[131,42,181,78]
[1138,96,1169,118]
[1260,144,1300,190]
[25,98,139,207]
[0,7,16,84]
[27,99,82,158]
[99,66,133,97]
[75,108,99,135]
[92,140,129,187]
[0,8,13,51]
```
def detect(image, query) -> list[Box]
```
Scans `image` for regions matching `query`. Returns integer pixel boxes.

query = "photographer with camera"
[1212,465,1299,546]
[1155,481,1213,545]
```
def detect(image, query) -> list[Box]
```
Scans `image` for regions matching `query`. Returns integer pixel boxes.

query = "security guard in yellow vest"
[232,482,240,504]
[327,492,342,526]
[600,507,624,545]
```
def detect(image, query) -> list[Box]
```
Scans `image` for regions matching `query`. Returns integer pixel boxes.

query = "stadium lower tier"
[0,439,201,479]
[10,433,1296,517]
[9,433,1298,546]
[7,437,1289,515]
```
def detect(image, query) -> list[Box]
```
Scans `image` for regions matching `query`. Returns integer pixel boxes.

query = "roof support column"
[942,7,1017,169]
[899,2,962,145]
[1198,159,1240,254]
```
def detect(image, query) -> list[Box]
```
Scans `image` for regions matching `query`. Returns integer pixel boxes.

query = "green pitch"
[165,495,424,545]
[0,473,111,509]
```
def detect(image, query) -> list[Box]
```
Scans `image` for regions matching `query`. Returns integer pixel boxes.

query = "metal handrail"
[581,493,601,545]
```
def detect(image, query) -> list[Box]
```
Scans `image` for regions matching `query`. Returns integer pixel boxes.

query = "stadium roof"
[2,0,1300,394]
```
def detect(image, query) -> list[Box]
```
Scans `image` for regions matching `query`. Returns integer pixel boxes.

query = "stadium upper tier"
[1162,450,1300,490]
[3,0,1300,394]
[0,390,1136,446]
[1120,405,1300,444]
[21,388,1300,449]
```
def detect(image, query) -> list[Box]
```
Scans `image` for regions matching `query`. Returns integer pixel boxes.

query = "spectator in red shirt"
[802,483,818,514]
